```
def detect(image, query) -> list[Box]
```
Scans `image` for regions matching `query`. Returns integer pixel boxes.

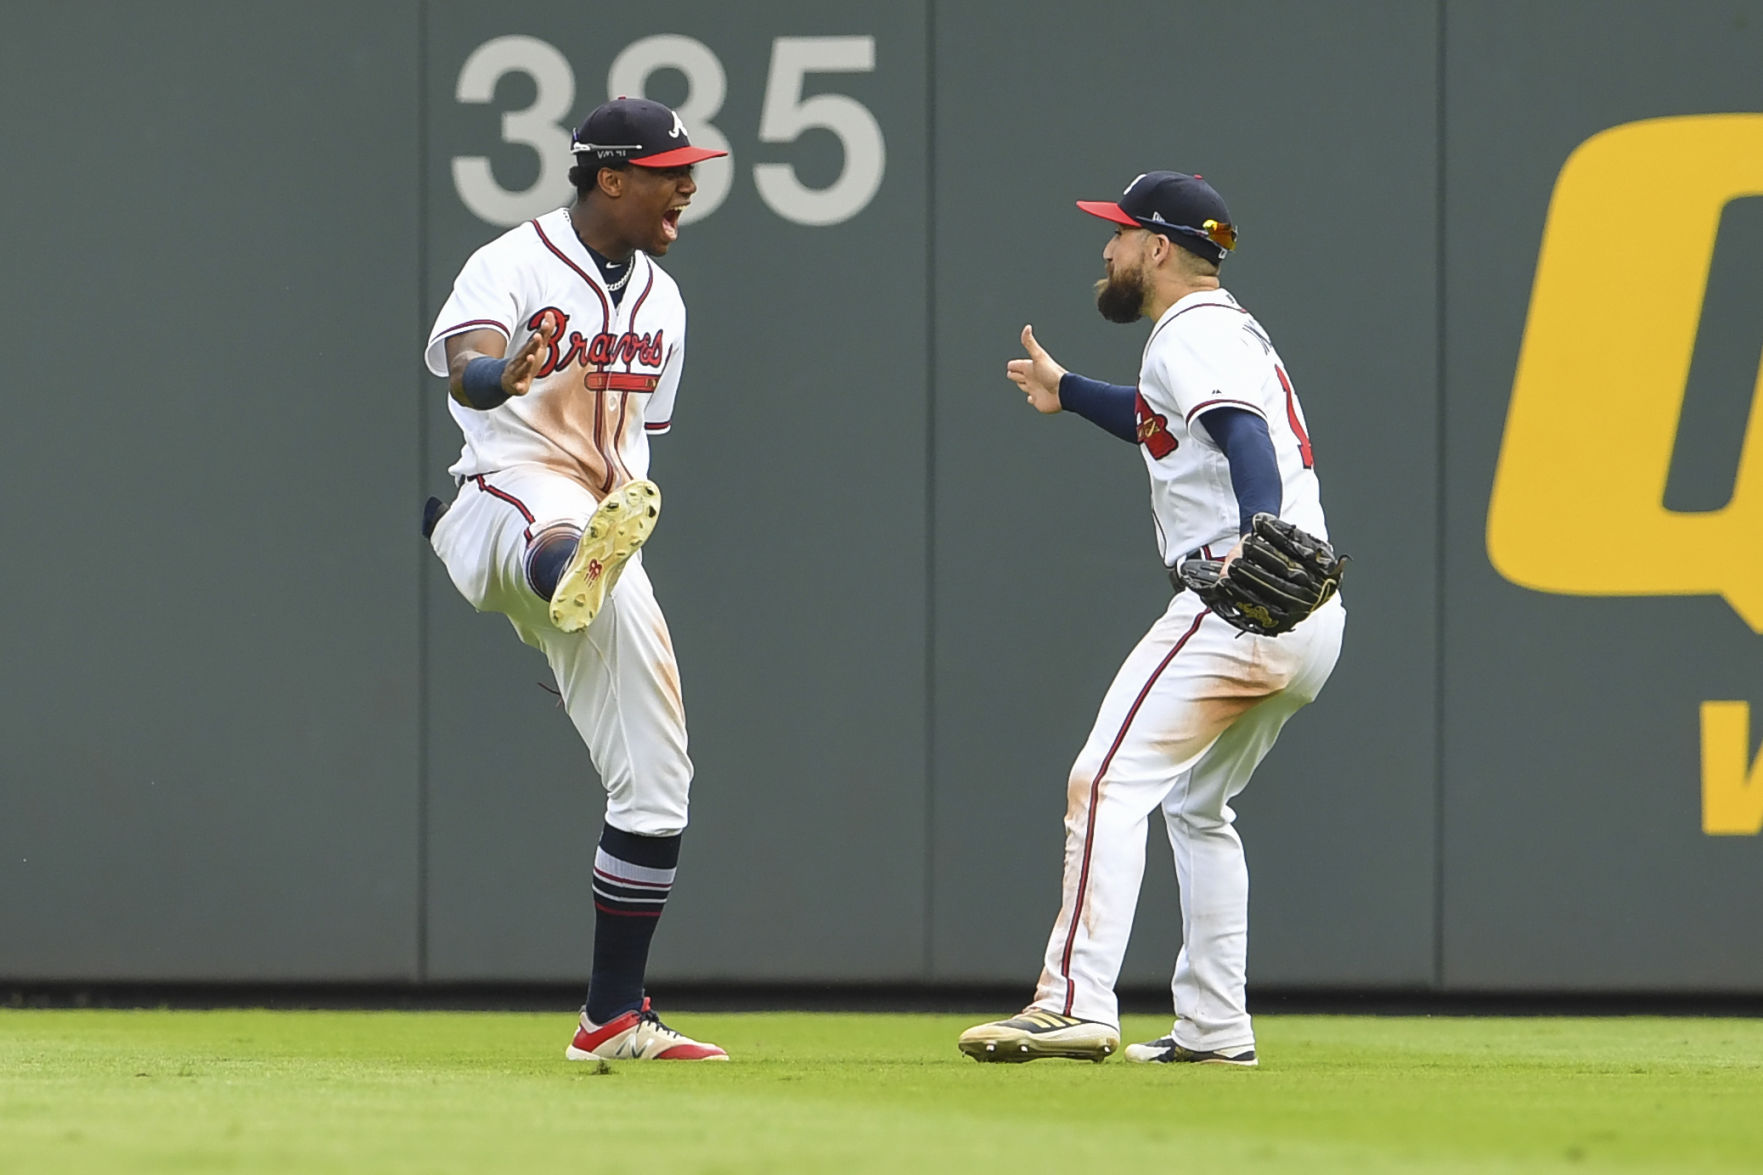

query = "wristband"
[459,357,512,410]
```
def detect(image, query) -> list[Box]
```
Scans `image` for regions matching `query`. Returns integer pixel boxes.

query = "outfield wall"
[4,1,1761,993]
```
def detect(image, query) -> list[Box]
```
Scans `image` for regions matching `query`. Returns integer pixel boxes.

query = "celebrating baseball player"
[960,171,1347,1067]
[422,97,727,1061]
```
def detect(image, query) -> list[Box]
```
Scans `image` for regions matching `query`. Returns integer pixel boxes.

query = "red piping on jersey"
[1184,397,1263,425]
[594,395,613,490]
[435,317,511,341]
[609,264,659,483]
[629,266,656,320]
[606,267,658,488]
[529,217,626,491]
[645,420,671,432]
[609,394,635,488]
[529,218,611,329]
[1059,610,1209,1016]
[1146,299,1251,348]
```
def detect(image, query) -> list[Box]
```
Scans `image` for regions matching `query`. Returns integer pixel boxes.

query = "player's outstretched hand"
[501,318,558,397]
[1006,324,1067,414]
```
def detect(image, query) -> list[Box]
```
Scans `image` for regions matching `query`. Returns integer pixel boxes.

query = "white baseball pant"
[428,463,692,836]
[1033,589,1345,1051]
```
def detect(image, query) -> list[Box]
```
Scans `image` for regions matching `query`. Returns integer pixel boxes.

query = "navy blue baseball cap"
[570,97,728,168]
[1077,171,1237,263]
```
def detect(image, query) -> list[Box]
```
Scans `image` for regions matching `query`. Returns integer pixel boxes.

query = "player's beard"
[1094,262,1149,324]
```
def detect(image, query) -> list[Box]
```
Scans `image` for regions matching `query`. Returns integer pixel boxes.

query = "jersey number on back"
[1274,364,1314,469]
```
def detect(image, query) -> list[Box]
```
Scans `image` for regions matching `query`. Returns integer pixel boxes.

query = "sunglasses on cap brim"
[1139,217,1238,253]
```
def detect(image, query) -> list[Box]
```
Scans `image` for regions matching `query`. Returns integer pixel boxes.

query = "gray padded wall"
[0,2,423,980]
[4,0,1760,993]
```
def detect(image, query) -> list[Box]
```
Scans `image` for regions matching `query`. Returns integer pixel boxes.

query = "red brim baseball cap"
[629,144,727,168]
[572,97,728,168]
[1075,200,1139,227]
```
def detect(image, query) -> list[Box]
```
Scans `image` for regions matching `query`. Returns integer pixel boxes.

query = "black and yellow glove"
[1178,514,1347,636]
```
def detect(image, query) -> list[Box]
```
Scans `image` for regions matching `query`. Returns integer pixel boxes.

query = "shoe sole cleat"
[549,480,661,633]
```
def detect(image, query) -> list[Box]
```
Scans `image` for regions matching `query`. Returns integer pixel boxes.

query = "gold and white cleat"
[957,1008,1120,1063]
[549,479,661,633]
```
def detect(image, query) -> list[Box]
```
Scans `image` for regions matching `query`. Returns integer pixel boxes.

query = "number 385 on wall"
[452,33,885,229]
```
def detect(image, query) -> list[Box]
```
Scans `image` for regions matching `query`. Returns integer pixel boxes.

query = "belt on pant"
[1166,547,1213,595]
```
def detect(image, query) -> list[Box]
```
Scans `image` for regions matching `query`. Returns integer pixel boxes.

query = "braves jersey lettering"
[584,329,666,368]
[530,307,569,360]
[528,312,669,379]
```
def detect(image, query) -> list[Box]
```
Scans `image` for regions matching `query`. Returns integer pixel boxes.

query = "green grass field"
[2,1010,1760,1173]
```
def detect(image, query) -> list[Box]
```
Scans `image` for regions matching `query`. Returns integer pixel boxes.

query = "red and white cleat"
[565,998,728,1061]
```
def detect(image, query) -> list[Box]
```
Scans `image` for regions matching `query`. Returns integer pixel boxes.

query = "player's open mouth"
[662,207,685,241]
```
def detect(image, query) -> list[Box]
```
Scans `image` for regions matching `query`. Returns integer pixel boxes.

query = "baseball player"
[422,97,726,1061]
[958,172,1346,1067]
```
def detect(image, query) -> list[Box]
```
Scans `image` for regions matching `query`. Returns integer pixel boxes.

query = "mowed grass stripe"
[1,1011,1760,1173]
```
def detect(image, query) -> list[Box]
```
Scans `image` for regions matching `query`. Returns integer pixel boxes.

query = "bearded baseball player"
[422,97,726,1061]
[959,172,1347,1067]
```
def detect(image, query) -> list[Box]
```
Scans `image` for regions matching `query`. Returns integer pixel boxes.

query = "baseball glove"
[1177,514,1347,636]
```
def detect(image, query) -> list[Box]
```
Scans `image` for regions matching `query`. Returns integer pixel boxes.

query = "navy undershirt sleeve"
[1200,406,1283,533]
[1057,373,1138,443]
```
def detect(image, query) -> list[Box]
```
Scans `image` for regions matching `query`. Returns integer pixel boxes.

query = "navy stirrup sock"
[525,527,581,600]
[585,825,682,1023]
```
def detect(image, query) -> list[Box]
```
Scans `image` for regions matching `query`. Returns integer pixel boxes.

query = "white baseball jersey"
[1132,288,1326,563]
[425,206,685,495]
